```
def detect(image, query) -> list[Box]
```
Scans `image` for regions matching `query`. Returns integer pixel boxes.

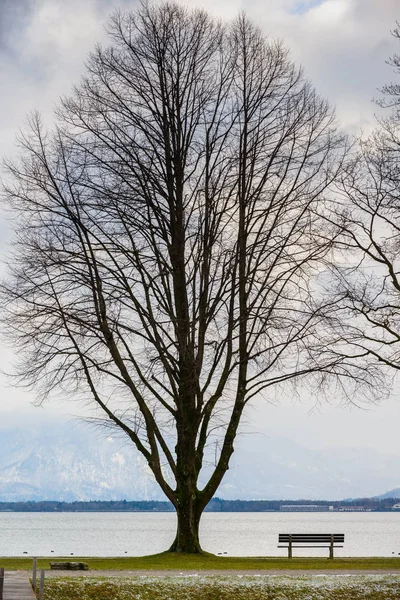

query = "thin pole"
[32,557,37,592]
[39,569,45,600]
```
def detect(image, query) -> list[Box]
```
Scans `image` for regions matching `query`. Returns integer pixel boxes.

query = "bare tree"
[327,24,400,373]
[377,21,400,110]
[1,3,364,553]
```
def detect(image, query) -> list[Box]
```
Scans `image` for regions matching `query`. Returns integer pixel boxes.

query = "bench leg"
[288,537,292,559]
[329,537,334,559]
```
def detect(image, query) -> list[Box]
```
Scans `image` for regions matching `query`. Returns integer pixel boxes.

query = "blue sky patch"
[291,0,325,15]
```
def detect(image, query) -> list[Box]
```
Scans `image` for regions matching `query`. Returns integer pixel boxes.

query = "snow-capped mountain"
[0,416,399,501]
[218,433,400,500]
[0,422,162,501]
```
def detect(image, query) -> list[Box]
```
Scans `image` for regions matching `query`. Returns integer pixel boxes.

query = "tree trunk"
[169,496,202,553]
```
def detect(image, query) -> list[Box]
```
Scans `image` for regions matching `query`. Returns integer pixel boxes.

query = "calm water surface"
[0,512,399,557]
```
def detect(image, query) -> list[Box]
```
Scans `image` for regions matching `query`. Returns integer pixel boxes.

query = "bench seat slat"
[280,537,343,542]
[278,545,344,549]
[279,534,344,542]
[279,539,344,543]
[279,533,344,538]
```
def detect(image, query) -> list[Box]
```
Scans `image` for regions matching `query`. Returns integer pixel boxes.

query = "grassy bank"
[36,574,400,600]
[2,553,400,571]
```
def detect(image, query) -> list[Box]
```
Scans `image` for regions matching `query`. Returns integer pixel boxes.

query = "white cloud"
[239,0,399,132]
[307,0,349,24]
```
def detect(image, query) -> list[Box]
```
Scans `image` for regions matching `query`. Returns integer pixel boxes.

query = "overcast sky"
[1,0,400,466]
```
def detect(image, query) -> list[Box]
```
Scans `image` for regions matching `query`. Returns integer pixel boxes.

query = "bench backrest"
[279,534,344,543]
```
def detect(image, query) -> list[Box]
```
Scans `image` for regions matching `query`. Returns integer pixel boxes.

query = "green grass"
[36,574,400,600]
[2,553,400,571]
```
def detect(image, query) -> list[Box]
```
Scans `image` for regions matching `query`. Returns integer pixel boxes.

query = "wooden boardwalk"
[3,572,36,600]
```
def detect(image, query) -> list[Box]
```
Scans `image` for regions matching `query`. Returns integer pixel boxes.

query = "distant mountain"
[218,433,400,501]
[1,418,400,501]
[376,488,400,500]
[0,423,162,502]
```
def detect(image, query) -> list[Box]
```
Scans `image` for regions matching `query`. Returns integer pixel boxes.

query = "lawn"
[1,553,400,571]
[36,574,400,600]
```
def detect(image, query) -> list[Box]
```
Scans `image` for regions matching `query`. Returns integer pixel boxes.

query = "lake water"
[0,511,400,557]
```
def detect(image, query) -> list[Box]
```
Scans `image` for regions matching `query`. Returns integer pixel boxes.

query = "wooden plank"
[3,572,36,600]
[279,534,344,542]
[50,562,88,570]
[279,538,344,543]
[278,545,344,548]
[279,533,344,539]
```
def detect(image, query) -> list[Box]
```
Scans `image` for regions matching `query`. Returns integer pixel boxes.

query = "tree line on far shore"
[0,496,398,512]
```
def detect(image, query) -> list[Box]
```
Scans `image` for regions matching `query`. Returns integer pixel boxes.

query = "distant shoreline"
[0,497,399,512]
[0,509,398,512]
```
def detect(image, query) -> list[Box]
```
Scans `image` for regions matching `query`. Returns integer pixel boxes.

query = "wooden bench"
[278,533,344,559]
